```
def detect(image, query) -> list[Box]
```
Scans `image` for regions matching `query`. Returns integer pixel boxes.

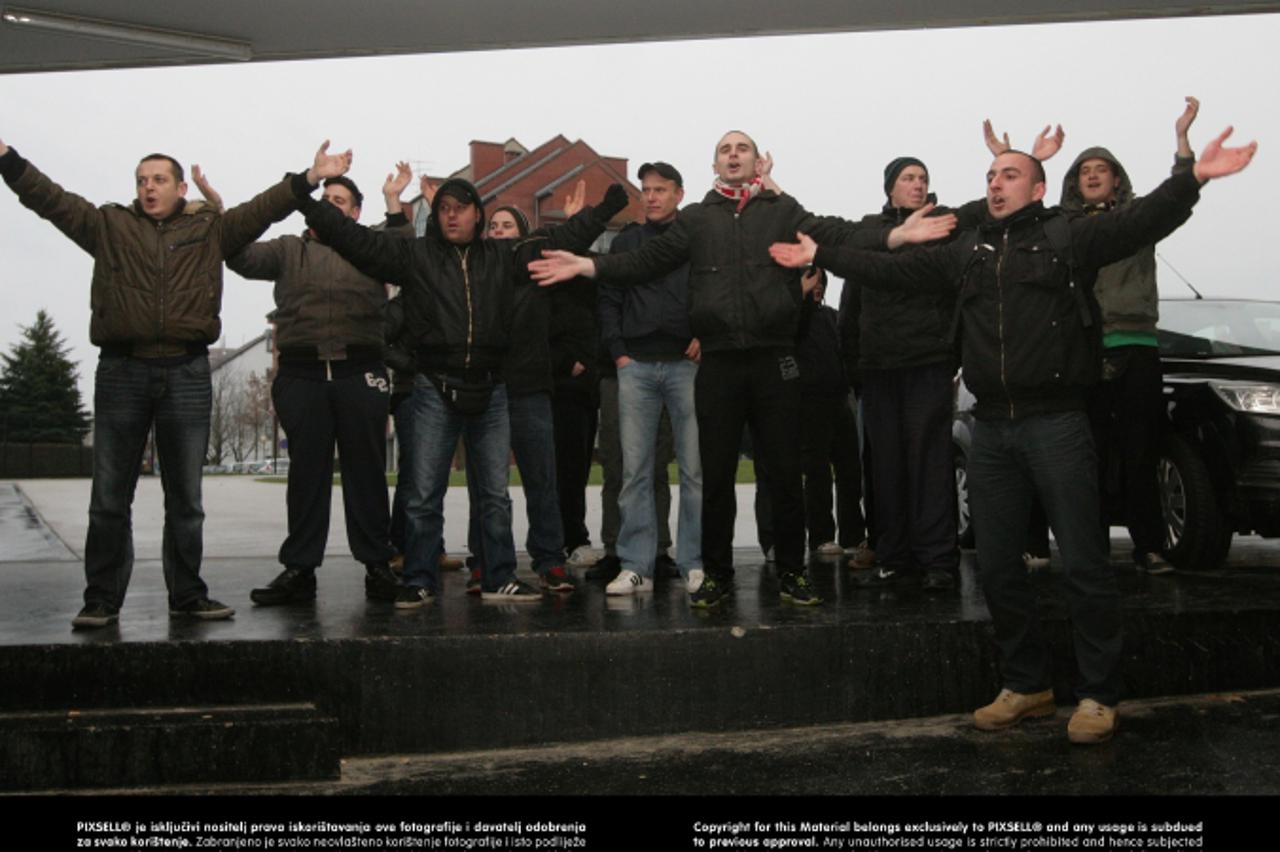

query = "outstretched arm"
[885,203,959,249]
[191,165,224,212]
[537,183,631,253]
[770,231,958,294]
[1192,126,1256,183]
[0,141,102,255]
[303,195,413,284]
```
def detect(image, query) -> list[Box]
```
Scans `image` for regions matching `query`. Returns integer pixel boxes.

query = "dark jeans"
[272,365,393,570]
[598,374,672,555]
[797,393,867,549]
[552,390,597,553]
[861,363,958,573]
[970,411,1122,706]
[1091,345,1166,561]
[390,391,412,554]
[698,349,804,580]
[85,354,212,609]
[468,390,565,574]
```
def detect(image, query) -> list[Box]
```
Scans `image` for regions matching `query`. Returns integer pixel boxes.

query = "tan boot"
[1067,699,1118,744]
[973,688,1056,731]
[438,552,464,571]
[847,540,876,571]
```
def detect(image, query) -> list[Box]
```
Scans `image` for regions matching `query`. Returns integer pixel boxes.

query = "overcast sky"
[0,13,1276,408]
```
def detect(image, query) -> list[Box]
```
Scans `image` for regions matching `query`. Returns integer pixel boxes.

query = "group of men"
[0,100,1255,744]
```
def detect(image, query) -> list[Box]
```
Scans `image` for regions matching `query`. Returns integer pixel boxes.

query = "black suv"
[953,298,1280,569]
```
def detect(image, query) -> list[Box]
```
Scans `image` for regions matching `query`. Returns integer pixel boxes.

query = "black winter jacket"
[303,199,621,378]
[814,170,1201,421]
[549,277,601,402]
[796,301,847,398]
[599,220,692,361]
[594,189,882,353]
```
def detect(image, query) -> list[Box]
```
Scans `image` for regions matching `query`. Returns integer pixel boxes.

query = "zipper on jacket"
[456,245,474,368]
[157,222,168,349]
[996,228,1014,420]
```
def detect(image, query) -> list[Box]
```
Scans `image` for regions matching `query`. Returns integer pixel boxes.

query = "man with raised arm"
[0,136,349,628]
[529,130,955,609]
[768,120,1256,744]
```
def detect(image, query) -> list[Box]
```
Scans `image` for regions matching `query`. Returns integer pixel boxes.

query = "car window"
[1158,301,1280,357]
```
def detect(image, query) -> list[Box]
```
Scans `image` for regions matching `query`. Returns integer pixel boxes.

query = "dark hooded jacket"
[1060,146,1195,338]
[813,170,1202,421]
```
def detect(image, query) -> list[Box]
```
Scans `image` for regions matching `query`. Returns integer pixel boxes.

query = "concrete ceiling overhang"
[2,0,1278,74]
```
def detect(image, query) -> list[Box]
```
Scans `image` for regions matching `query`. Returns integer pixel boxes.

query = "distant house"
[206,329,276,465]
[399,135,645,248]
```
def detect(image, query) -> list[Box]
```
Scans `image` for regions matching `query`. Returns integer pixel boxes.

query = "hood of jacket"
[1061,146,1135,212]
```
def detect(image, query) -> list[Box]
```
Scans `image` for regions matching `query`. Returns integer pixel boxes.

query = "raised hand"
[528,249,593,286]
[563,179,587,217]
[1192,126,1258,182]
[306,140,352,185]
[983,119,1012,156]
[1031,124,1065,162]
[383,161,413,200]
[768,232,818,269]
[0,138,8,158]
[887,203,958,249]
[419,175,438,204]
[190,164,224,211]
[1176,96,1201,158]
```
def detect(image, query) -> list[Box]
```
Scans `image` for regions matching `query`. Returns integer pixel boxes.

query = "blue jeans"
[617,358,702,578]
[969,411,1122,706]
[466,390,565,574]
[404,376,516,593]
[84,354,212,609]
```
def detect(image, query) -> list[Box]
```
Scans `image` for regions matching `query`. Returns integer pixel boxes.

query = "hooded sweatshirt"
[1060,146,1195,343]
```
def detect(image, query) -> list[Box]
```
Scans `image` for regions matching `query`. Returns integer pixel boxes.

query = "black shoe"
[779,571,823,606]
[170,598,235,620]
[250,566,316,606]
[395,585,434,610]
[655,553,680,579]
[585,554,622,581]
[851,566,919,589]
[365,562,402,601]
[72,601,119,629]
[689,576,731,609]
[921,567,957,592]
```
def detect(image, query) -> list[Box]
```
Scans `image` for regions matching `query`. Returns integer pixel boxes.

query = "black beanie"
[428,178,485,242]
[883,157,928,197]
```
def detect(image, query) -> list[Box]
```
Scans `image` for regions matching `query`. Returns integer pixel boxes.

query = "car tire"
[1159,434,1233,570]
[955,444,975,549]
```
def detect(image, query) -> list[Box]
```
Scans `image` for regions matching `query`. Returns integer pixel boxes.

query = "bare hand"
[383,161,413,200]
[614,355,634,370]
[801,267,823,297]
[1192,126,1257,182]
[769,232,818,268]
[1176,97,1201,156]
[307,140,353,185]
[191,164,224,211]
[1031,125,1065,162]
[571,361,586,377]
[983,119,1011,156]
[887,203,957,249]
[418,175,438,204]
[685,338,701,362]
[563,179,587,218]
[0,138,9,158]
[529,249,593,286]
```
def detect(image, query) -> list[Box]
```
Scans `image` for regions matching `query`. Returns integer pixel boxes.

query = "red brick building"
[402,135,645,247]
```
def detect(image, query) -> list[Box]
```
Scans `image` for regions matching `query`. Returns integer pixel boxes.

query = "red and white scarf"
[713,177,764,212]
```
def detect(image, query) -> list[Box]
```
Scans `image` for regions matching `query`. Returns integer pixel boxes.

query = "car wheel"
[1159,434,1232,570]
[955,444,975,549]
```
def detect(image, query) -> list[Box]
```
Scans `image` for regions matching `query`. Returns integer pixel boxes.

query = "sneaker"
[606,569,653,596]
[1140,553,1175,575]
[815,541,845,557]
[72,601,119,629]
[921,567,957,592]
[851,566,918,589]
[395,585,434,610]
[686,568,705,594]
[170,598,235,620]
[585,554,622,581]
[365,562,402,601]
[251,566,317,606]
[540,565,578,593]
[567,545,603,567]
[465,568,482,596]
[846,540,876,571]
[689,576,730,609]
[1067,698,1119,744]
[1023,552,1051,571]
[655,552,680,578]
[973,688,1056,731]
[481,580,544,603]
[779,571,823,606]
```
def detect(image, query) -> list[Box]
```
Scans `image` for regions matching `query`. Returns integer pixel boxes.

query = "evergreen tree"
[0,310,90,443]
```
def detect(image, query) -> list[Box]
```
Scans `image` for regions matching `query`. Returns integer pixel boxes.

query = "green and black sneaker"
[779,571,823,606]
[689,576,730,609]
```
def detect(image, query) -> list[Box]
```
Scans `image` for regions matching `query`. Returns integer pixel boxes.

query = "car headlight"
[1211,381,1280,414]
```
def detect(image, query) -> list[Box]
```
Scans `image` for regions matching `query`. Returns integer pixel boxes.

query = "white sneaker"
[816,541,844,557]
[606,569,653,596]
[686,568,705,594]
[567,545,603,567]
